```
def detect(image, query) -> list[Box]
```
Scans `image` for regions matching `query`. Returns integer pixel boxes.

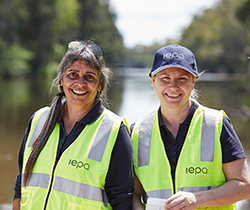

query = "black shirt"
[14,100,134,210]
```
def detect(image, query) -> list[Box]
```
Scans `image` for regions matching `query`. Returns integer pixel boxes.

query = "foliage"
[236,0,250,26]
[1,0,250,78]
[235,0,250,76]
[76,0,126,67]
[0,0,125,79]
[179,0,249,74]
[0,38,33,78]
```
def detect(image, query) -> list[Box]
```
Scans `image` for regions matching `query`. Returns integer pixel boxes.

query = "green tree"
[0,0,125,79]
[0,0,59,78]
[236,0,250,26]
[179,0,248,74]
[236,0,250,74]
[76,0,126,68]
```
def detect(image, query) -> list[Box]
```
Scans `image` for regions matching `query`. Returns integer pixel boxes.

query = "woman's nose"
[170,80,178,88]
[77,76,86,86]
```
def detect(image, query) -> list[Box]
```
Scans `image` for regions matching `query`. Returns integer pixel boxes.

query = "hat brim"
[150,64,198,77]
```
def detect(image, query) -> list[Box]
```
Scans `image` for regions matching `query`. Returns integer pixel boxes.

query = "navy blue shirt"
[14,100,134,210]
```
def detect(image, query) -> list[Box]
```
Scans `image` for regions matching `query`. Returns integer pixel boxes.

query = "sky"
[109,0,220,48]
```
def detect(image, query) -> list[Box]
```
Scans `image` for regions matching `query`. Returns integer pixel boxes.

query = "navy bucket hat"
[149,44,199,77]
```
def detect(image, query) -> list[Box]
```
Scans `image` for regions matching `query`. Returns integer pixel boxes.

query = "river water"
[0,70,250,209]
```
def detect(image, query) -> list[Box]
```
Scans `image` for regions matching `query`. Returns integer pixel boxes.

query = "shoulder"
[28,107,49,130]
[31,106,50,122]
[130,110,157,133]
[105,109,123,121]
[19,107,48,150]
[113,122,133,158]
[200,105,224,117]
[221,115,246,163]
[118,122,131,139]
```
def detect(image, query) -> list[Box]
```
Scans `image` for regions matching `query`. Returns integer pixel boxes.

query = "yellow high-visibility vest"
[132,105,236,210]
[21,107,124,210]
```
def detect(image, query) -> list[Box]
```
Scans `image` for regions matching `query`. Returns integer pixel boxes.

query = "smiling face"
[60,60,101,111]
[152,67,196,111]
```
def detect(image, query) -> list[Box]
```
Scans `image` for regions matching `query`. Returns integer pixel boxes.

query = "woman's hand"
[165,191,198,210]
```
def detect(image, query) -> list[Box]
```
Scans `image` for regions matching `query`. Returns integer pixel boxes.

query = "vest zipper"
[43,160,58,209]
[173,177,176,194]
[44,125,65,209]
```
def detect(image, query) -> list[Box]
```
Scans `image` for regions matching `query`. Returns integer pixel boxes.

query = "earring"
[97,90,102,97]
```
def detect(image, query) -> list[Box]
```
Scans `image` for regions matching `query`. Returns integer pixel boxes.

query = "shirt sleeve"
[13,114,34,200]
[221,116,246,163]
[105,122,134,210]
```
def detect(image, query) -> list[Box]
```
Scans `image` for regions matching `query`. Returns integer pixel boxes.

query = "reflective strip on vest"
[22,173,108,203]
[178,186,217,192]
[28,108,50,147]
[137,108,217,167]
[53,176,108,203]
[88,112,116,162]
[21,172,50,188]
[147,189,172,199]
[138,112,154,167]
[201,108,216,162]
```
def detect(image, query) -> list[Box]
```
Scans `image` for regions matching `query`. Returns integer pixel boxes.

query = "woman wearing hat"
[131,44,250,209]
[12,40,134,210]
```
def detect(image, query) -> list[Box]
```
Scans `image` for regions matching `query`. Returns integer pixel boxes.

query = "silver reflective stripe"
[138,112,155,167]
[53,176,108,203]
[28,108,50,147]
[88,111,119,162]
[201,108,217,162]
[22,172,50,188]
[178,186,217,192]
[147,189,172,199]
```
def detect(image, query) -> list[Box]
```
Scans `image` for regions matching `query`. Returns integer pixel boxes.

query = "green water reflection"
[0,74,250,209]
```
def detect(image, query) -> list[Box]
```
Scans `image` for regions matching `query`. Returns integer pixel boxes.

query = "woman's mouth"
[166,93,180,98]
[72,89,87,95]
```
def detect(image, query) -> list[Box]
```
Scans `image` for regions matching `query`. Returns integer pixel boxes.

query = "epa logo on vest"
[186,166,208,175]
[68,159,90,170]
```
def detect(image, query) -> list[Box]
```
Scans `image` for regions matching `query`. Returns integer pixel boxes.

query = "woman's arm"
[164,158,250,209]
[13,115,34,208]
[133,174,145,210]
[12,198,21,210]
[105,123,134,209]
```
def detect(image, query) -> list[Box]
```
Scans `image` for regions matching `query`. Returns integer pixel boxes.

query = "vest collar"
[158,101,199,128]
[58,99,105,127]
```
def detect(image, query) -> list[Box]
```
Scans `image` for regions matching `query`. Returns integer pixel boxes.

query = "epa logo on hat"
[163,52,185,60]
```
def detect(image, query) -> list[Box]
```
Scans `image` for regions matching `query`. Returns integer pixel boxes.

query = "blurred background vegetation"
[0,0,250,79]
[1,1,250,207]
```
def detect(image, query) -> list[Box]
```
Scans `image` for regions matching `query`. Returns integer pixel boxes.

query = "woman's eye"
[85,74,95,81]
[69,73,75,77]
[68,71,76,77]
[179,77,187,81]
[67,72,79,80]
